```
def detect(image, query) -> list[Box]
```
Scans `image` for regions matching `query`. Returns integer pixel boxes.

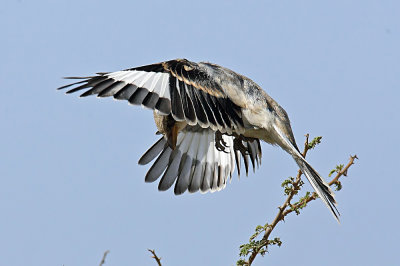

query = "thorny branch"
[238,135,358,265]
[148,249,162,266]
[282,154,358,218]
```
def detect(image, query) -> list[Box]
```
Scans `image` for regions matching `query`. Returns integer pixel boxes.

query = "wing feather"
[113,84,138,100]
[139,126,262,195]
[58,59,244,133]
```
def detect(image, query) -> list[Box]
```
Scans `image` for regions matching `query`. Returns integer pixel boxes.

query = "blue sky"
[1,0,399,265]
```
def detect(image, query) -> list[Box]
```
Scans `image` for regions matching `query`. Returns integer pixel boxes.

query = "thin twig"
[99,250,110,266]
[302,133,310,157]
[328,155,358,185]
[148,249,162,266]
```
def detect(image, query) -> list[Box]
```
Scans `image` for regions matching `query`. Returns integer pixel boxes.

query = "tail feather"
[273,124,340,222]
[295,157,340,222]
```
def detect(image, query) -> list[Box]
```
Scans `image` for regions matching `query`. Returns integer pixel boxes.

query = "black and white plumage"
[58,59,339,221]
[138,127,261,195]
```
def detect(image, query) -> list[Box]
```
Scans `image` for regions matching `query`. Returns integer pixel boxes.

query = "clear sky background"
[1,1,399,265]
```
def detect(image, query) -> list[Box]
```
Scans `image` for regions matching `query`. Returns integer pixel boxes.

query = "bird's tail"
[294,156,340,222]
[273,124,340,222]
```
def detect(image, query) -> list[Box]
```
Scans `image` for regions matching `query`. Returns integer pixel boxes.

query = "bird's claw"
[233,136,249,155]
[215,131,229,153]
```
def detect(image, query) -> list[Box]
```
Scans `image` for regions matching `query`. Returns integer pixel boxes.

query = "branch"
[99,250,110,266]
[148,249,162,266]
[238,135,357,265]
[282,154,358,217]
[328,155,358,185]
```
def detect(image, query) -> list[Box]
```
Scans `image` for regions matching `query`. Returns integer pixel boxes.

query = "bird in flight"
[58,59,339,221]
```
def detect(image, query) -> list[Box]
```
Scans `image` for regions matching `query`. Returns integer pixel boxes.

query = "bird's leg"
[215,131,229,153]
[153,112,186,150]
[167,124,179,149]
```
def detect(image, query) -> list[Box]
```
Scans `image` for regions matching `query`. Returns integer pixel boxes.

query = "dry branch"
[99,250,110,266]
[148,249,162,266]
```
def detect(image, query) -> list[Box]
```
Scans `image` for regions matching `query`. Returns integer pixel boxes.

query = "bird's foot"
[215,131,229,153]
[233,135,249,155]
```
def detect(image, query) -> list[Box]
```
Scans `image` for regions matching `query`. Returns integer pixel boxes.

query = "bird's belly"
[241,108,277,144]
[242,128,276,144]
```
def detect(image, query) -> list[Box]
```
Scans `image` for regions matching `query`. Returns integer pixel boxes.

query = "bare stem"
[148,249,162,266]
[99,250,110,266]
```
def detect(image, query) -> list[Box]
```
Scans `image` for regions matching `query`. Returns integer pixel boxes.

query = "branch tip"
[99,250,110,266]
[148,249,162,266]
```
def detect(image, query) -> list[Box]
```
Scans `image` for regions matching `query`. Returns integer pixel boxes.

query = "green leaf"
[281,177,296,195]
[290,191,313,215]
[239,243,251,257]
[329,164,344,177]
[236,259,247,266]
[307,136,322,150]
[249,225,264,241]
[268,237,282,247]
[328,169,336,177]
[333,181,342,191]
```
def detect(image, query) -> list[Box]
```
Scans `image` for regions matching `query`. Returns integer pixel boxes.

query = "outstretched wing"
[138,126,262,195]
[58,59,245,134]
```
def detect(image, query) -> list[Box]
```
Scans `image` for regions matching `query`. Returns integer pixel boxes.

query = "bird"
[58,58,339,221]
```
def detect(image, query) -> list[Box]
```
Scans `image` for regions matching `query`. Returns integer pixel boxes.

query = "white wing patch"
[107,70,170,100]
[147,73,163,94]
